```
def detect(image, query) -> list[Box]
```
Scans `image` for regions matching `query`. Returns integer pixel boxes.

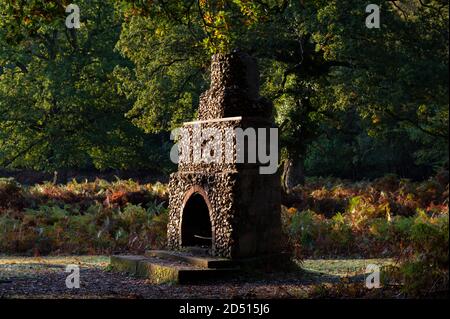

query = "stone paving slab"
[110,255,238,284]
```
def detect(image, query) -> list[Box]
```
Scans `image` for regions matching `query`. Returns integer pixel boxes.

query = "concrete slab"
[146,250,235,269]
[110,255,238,284]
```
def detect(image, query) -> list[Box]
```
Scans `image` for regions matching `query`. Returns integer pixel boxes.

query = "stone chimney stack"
[167,51,282,259]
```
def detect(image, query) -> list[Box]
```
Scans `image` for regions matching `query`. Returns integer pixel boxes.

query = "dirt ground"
[0,256,394,299]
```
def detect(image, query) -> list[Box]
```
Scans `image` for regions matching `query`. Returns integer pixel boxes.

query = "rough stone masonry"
[167,51,282,259]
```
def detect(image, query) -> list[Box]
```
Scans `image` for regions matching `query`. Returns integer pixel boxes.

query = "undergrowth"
[1,174,448,297]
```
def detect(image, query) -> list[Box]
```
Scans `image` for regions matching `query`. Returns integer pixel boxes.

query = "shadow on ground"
[0,256,393,299]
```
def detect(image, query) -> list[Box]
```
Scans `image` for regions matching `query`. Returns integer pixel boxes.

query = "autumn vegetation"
[0,0,448,298]
[1,173,448,296]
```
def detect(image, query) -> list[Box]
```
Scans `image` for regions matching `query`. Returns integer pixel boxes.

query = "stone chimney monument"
[167,51,283,259]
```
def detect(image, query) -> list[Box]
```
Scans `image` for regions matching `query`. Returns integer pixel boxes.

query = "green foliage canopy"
[0,0,167,171]
[0,0,448,179]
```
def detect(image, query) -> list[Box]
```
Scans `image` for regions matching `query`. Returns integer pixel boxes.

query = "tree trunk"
[282,157,305,192]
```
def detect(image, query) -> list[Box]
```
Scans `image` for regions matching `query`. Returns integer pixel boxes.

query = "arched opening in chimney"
[181,192,212,248]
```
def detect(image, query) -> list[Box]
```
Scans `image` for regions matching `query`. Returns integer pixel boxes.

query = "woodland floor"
[0,256,396,299]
